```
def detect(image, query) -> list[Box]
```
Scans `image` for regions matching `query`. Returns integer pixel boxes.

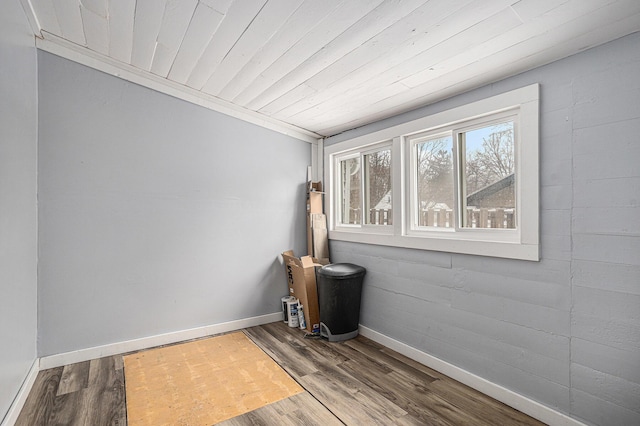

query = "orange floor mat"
[123,331,304,425]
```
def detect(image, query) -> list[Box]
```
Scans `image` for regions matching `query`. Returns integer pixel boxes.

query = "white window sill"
[329,230,539,261]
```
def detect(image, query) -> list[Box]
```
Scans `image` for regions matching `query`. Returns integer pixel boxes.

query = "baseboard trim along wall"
[39,312,282,370]
[1,359,39,426]
[8,317,585,426]
[358,325,587,426]
[3,313,281,424]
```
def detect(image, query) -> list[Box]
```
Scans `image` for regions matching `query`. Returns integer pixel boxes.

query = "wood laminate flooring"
[15,322,545,425]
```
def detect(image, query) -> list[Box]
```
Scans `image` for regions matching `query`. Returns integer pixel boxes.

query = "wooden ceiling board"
[21,0,640,138]
[241,0,433,112]
[300,0,474,94]
[399,0,621,89]
[201,0,304,95]
[259,0,467,119]
[186,0,269,90]
[51,0,86,45]
[283,0,638,131]
[230,0,387,106]
[272,0,511,122]
[149,0,198,77]
[312,7,640,135]
[217,0,344,101]
[167,2,225,83]
[130,0,167,71]
[108,0,136,63]
[257,83,317,117]
[272,0,519,123]
[80,4,109,55]
[200,0,234,15]
[31,0,62,36]
[510,0,571,23]
[81,0,106,16]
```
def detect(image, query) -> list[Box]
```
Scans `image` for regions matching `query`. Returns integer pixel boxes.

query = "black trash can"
[316,263,366,342]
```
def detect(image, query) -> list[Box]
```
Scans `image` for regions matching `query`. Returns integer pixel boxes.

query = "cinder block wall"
[325,32,640,426]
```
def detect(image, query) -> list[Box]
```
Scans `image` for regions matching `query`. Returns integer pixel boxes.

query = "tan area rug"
[123,331,304,425]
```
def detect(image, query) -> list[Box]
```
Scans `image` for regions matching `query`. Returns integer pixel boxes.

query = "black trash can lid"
[317,263,366,279]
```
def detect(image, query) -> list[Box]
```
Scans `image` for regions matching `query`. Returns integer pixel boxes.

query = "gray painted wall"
[37,51,309,356]
[325,33,640,426]
[0,0,38,421]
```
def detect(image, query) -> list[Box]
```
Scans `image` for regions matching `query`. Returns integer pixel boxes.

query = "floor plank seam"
[241,328,348,426]
[121,356,128,426]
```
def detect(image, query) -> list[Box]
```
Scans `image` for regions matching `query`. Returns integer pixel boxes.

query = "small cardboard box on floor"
[282,250,327,334]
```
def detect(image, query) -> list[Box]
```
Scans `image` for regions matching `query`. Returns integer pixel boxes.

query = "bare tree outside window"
[342,122,516,230]
[462,121,516,229]
[365,148,392,225]
[415,136,454,227]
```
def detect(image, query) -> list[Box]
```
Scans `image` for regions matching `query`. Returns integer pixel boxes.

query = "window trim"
[403,109,520,240]
[453,112,518,231]
[406,129,457,235]
[324,84,539,261]
[362,144,393,228]
[334,140,394,234]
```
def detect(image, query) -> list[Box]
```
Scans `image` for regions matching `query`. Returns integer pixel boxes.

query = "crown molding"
[36,32,322,143]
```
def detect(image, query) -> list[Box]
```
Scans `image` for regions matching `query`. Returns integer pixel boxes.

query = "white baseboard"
[358,325,586,426]
[4,313,281,423]
[10,317,581,426]
[1,358,39,426]
[39,312,282,370]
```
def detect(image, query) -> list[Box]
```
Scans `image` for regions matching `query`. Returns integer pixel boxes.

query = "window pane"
[364,148,392,225]
[461,121,516,229]
[340,157,361,225]
[415,136,454,228]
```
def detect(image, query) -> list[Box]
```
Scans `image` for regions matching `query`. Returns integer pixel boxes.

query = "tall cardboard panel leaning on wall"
[311,213,329,263]
[307,181,329,262]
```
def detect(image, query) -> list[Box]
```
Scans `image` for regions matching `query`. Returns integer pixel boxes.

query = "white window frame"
[324,84,539,261]
[405,110,520,241]
[406,129,457,235]
[334,140,394,234]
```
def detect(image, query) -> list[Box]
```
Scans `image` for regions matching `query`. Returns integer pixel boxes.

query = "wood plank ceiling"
[22,0,640,137]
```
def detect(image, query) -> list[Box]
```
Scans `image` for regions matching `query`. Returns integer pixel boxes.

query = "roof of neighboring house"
[371,173,514,211]
[372,192,392,211]
[466,173,515,206]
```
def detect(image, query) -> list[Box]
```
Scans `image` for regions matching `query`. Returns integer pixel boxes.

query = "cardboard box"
[282,250,325,334]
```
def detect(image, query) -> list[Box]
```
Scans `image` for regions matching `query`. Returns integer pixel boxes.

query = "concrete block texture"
[327,32,640,426]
